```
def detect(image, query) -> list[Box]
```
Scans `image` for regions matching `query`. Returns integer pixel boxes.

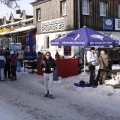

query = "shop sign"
[103,17,114,30]
[13,43,21,51]
[115,18,120,30]
[41,18,65,33]
[0,28,9,33]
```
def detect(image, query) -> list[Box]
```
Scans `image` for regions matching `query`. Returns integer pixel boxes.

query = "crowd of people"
[0,48,24,81]
[0,47,113,98]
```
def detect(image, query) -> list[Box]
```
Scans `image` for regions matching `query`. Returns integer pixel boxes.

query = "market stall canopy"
[51,26,118,74]
[51,26,116,46]
[24,30,36,60]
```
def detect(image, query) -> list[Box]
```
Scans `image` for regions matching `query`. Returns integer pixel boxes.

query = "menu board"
[64,46,71,56]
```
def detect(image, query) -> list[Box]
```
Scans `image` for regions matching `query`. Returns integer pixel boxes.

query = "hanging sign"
[0,28,9,33]
[103,17,114,30]
[41,18,65,33]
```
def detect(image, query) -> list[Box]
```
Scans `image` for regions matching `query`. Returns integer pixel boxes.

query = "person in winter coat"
[4,48,11,79]
[96,50,108,85]
[40,52,57,98]
[18,48,24,67]
[87,47,98,88]
[10,51,17,81]
[0,50,6,81]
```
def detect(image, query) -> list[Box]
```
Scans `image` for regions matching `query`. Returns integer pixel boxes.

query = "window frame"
[36,8,41,21]
[44,36,50,49]
[118,4,120,18]
[82,0,90,15]
[100,2,106,16]
[60,0,67,16]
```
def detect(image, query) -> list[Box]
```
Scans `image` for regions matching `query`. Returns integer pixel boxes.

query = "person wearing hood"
[0,50,6,81]
[10,51,17,81]
[4,48,11,79]
[40,52,56,98]
[96,50,108,85]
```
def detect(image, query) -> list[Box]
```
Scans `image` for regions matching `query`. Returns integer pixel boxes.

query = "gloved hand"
[51,68,54,71]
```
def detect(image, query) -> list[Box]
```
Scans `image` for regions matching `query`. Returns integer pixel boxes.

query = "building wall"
[32,0,120,58]
[33,0,74,34]
[36,31,79,58]
[80,0,120,31]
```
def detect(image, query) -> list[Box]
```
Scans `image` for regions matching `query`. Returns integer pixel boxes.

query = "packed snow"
[0,66,120,120]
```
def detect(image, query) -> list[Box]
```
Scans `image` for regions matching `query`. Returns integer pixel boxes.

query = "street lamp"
[0,0,20,9]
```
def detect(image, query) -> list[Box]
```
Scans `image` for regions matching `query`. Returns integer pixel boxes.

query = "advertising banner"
[103,17,114,30]
[9,42,21,51]
[13,43,21,51]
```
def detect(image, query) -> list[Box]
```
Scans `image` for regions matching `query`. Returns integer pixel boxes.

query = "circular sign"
[105,19,112,26]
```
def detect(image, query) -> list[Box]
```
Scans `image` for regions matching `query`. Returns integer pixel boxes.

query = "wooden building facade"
[74,0,120,31]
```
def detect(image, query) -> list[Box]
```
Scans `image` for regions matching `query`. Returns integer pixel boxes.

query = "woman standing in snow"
[40,52,56,98]
[96,50,108,85]
[0,50,6,81]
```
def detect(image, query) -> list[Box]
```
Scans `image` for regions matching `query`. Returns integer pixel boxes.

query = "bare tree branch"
[0,0,20,9]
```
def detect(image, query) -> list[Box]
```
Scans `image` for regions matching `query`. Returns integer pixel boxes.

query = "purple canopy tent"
[51,26,115,46]
[51,26,117,73]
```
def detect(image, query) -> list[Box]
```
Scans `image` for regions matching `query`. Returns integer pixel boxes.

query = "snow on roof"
[25,10,33,16]
[0,18,33,27]
[2,13,10,21]
[15,25,36,33]
[20,10,33,18]
[0,25,36,36]
[22,18,33,23]
[9,12,21,20]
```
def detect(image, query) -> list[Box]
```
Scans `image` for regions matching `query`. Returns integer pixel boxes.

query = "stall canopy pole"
[83,46,86,74]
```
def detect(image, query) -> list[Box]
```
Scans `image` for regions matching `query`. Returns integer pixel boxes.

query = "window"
[100,2,106,16]
[118,4,120,18]
[45,36,49,49]
[61,0,67,16]
[36,8,41,21]
[82,0,89,15]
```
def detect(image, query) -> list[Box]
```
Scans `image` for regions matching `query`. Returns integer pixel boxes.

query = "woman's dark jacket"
[40,57,57,74]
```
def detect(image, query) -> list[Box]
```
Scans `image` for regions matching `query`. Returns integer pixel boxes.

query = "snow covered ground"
[0,66,120,120]
[84,64,120,71]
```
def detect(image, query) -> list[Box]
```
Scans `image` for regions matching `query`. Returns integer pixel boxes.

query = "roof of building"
[0,25,36,36]
[20,10,33,17]
[0,18,33,28]
[30,0,44,5]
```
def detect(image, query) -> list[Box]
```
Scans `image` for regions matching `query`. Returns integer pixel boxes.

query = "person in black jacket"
[40,52,56,98]
[4,48,11,79]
